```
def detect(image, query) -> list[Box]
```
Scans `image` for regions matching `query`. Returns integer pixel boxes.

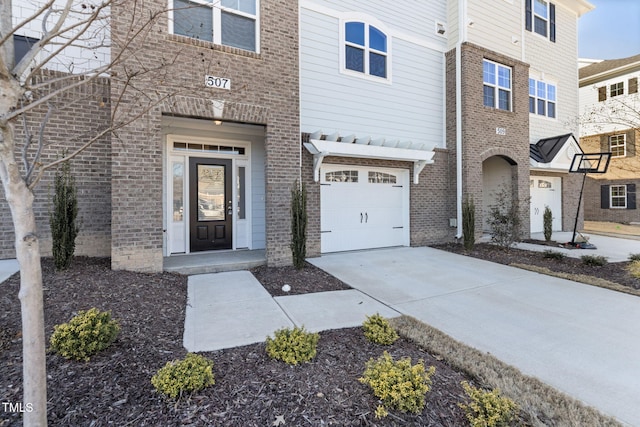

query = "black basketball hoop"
[565,153,612,249]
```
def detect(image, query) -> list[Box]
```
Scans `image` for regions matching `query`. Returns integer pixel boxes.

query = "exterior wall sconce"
[436,22,446,35]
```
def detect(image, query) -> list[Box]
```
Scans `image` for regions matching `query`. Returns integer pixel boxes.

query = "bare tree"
[0,1,178,424]
[579,91,640,133]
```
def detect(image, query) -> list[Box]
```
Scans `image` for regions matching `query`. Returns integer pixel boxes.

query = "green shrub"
[49,308,120,361]
[542,249,566,260]
[50,159,78,270]
[363,314,399,345]
[628,260,640,279]
[543,206,553,242]
[290,180,307,270]
[487,185,526,249]
[359,351,435,416]
[151,353,215,399]
[462,196,476,250]
[581,254,608,267]
[629,253,640,262]
[265,326,319,365]
[459,381,518,427]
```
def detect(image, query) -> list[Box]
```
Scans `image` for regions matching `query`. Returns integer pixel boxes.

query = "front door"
[189,158,232,251]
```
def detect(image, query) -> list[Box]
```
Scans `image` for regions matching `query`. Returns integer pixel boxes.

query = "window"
[13,35,39,65]
[525,0,556,42]
[609,134,626,157]
[325,170,358,182]
[368,172,397,184]
[483,60,512,111]
[344,21,387,79]
[610,82,624,97]
[529,78,556,118]
[610,185,627,208]
[171,0,259,52]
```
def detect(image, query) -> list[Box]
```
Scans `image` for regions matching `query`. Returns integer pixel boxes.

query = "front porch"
[163,249,266,275]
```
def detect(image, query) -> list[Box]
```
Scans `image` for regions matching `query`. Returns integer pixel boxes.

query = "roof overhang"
[303,139,435,184]
[530,133,583,173]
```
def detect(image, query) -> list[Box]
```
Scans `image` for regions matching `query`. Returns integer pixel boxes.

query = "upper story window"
[529,78,556,118]
[525,0,556,42]
[171,0,259,52]
[610,82,624,97]
[483,60,512,111]
[343,21,388,79]
[609,134,626,157]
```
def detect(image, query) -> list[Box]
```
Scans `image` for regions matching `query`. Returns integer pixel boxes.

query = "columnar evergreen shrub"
[362,313,398,345]
[290,180,307,270]
[265,326,319,365]
[462,196,476,250]
[49,308,120,361]
[151,353,215,399]
[459,381,518,427]
[50,160,78,270]
[543,206,553,242]
[359,351,435,417]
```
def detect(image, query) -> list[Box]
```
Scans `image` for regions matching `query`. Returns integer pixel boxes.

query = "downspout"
[455,0,467,238]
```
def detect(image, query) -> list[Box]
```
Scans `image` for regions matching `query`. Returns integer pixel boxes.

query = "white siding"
[300,1,447,147]
[526,3,581,142]
[466,0,522,59]
[12,0,110,74]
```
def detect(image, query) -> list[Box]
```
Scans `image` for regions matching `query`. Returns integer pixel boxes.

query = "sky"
[578,0,640,60]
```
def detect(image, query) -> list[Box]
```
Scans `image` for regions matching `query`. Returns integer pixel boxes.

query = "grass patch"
[628,261,640,279]
[390,316,622,427]
[510,263,640,298]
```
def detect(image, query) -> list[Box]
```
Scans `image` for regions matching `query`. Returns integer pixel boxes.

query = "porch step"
[163,249,266,275]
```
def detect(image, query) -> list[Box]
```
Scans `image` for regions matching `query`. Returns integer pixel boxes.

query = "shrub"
[50,159,78,270]
[628,261,640,279]
[462,196,476,250]
[290,180,307,270]
[581,254,608,267]
[49,308,120,361]
[363,313,399,345]
[265,326,319,365]
[629,253,640,262]
[542,249,566,260]
[459,381,518,427]
[543,206,553,242]
[359,351,435,416]
[487,185,526,249]
[151,353,215,399]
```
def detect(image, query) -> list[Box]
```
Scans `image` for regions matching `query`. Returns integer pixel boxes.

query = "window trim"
[609,134,626,158]
[168,0,260,53]
[529,77,557,118]
[525,0,556,42]
[610,81,624,97]
[339,14,392,84]
[610,185,627,209]
[483,59,512,111]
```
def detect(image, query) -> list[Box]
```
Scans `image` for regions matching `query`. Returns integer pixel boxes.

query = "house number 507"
[205,75,231,90]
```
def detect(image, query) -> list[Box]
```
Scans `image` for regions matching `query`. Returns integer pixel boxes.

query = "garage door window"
[325,170,358,182]
[368,171,397,184]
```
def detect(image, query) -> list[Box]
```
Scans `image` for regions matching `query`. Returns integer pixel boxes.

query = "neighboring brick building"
[579,55,640,224]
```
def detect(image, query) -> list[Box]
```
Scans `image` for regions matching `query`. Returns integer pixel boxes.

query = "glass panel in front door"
[197,165,225,221]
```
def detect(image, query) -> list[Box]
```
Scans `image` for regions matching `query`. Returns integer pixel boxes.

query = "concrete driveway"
[309,246,640,426]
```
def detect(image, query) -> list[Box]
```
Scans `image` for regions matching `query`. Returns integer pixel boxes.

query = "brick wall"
[0,70,111,260]
[447,43,531,238]
[109,0,299,271]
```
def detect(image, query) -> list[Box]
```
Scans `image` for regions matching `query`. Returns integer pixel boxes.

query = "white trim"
[609,133,627,158]
[300,0,446,54]
[610,184,627,209]
[304,139,434,184]
[483,59,513,111]
[339,14,392,83]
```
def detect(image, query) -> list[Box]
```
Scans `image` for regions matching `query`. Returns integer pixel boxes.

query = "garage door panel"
[320,166,409,253]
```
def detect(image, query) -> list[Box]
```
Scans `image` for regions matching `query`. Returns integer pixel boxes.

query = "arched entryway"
[481,155,518,232]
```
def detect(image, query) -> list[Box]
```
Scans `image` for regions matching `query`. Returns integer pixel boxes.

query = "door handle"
[365,212,368,223]
[360,212,363,223]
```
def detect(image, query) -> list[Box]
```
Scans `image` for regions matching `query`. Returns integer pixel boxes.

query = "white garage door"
[320,165,410,253]
[530,176,562,233]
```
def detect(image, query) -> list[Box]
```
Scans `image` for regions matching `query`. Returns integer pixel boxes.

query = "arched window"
[344,21,387,79]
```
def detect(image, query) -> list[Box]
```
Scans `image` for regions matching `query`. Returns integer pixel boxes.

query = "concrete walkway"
[0,259,19,283]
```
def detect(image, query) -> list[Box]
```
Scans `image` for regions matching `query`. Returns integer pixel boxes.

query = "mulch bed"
[1,257,470,426]
[433,242,640,290]
[2,243,637,426]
